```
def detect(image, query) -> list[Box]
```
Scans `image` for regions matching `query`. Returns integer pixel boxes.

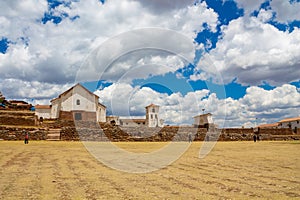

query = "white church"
[35,83,106,122]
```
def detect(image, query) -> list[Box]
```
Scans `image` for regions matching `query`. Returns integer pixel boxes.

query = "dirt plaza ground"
[0,141,299,199]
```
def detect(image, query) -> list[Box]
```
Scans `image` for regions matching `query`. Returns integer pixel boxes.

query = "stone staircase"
[74,121,109,141]
[46,128,61,141]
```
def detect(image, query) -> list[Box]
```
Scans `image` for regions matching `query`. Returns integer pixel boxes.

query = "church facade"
[35,84,106,122]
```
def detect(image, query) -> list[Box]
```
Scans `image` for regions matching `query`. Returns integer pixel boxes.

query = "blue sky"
[0,0,299,127]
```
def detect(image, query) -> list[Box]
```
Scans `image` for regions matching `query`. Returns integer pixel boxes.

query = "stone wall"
[0,127,47,140]
[100,126,299,142]
[100,125,208,142]
[219,128,253,141]
[0,118,299,141]
[0,116,35,126]
[258,128,292,135]
[0,111,35,126]
[60,127,79,141]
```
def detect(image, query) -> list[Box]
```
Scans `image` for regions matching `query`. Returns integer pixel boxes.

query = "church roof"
[50,83,106,108]
[58,83,98,99]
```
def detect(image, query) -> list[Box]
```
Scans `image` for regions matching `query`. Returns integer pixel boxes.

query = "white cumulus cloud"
[0,0,219,100]
[196,16,300,86]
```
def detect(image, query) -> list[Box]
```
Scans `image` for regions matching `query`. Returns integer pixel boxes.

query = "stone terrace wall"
[42,119,75,129]
[0,127,47,140]
[258,128,292,135]
[0,116,35,126]
[0,111,35,126]
[0,117,298,141]
[103,126,299,141]
[219,128,254,141]
[103,125,208,142]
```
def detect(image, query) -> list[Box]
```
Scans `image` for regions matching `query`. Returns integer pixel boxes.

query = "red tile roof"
[258,123,279,128]
[279,117,300,123]
[35,105,51,109]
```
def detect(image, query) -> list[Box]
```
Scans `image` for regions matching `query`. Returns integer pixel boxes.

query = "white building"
[145,104,164,127]
[278,116,300,133]
[120,118,146,127]
[193,113,214,129]
[35,105,51,119]
[116,104,164,127]
[35,83,106,122]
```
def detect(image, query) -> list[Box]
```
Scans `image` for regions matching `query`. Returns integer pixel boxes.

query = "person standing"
[188,132,192,143]
[253,134,257,142]
[24,132,29,144]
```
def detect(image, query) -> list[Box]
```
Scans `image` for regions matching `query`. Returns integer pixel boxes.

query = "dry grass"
[0,141,299,200]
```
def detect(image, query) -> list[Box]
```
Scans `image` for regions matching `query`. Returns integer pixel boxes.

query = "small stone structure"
[193,113,215,129]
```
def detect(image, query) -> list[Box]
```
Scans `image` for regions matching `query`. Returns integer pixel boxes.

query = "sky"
[0,0,299,127]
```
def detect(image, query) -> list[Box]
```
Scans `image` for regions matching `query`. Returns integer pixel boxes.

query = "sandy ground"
[0,141,299,200]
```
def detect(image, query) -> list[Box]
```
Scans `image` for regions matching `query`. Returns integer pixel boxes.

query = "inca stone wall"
[0,127,47,140]
[0,111,35,126]
[0,117,299,141]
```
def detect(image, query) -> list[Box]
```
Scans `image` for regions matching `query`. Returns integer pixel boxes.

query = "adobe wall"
[59,111,73,121]
[79,111,97,121]
[59,111,97,121]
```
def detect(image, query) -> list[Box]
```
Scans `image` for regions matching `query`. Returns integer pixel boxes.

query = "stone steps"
[74,122,110,141]
[46,128,61,141]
